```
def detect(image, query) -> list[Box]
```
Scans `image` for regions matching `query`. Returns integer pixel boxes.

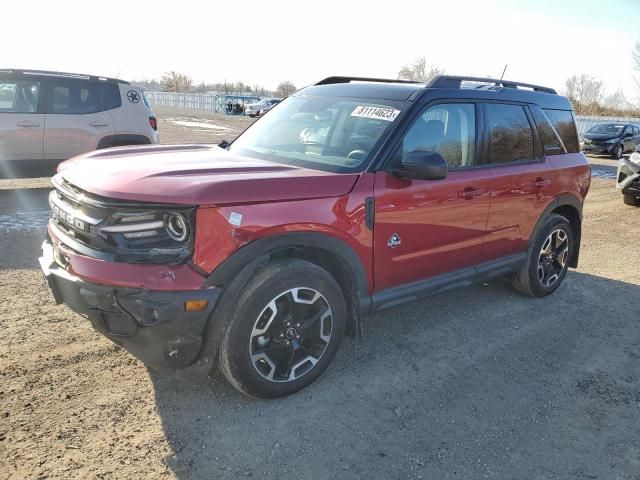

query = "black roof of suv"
[304,75,570,110]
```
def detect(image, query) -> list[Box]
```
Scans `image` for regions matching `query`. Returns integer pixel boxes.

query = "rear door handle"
[17,120,40,127]
[458,187,486,199]
[89,121,109,127]
[533,177,551,188]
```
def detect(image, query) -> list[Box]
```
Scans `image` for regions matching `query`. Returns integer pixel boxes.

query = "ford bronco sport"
[0,69,158,176]
[39,75,591,398]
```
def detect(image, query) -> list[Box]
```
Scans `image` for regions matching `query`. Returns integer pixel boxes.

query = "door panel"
[0,77,44,162]
[44,111,114,160]
[483,161,556,260]
[0,113,44,162]
[373,170,491,291]
[481,102,554,260]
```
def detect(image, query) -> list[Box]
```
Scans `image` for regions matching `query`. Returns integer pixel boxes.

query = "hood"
[57,144,360,205]
[583,132,620,142]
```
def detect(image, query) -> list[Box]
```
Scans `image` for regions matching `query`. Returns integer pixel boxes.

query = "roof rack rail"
[315,76,422,86]
[427,75,557,94]
[0,69,129,84]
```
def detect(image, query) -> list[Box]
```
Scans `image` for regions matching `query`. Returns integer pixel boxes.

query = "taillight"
[149,116,158,131]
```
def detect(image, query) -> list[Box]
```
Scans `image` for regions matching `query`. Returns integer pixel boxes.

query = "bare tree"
[398,57,444,83]
[632,39,640,72]
[275,81,297,98]
[564,74,604,115]
[161,71,193,92]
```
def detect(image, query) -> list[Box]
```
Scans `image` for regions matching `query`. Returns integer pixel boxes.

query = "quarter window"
[543,109,580,153]
[486,104,535,164]
[0,80,40,113]
[400,103,476,168]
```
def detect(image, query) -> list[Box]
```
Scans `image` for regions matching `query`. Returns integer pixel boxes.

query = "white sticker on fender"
[351,105,400,122]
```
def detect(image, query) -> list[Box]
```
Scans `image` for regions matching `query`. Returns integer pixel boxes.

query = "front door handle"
[89,121,109,127]
[533,177,551,188]
[17,120,40,127]
[458,187,486,199]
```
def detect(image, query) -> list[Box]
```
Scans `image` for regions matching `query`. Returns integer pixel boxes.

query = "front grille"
[49,174,194,263]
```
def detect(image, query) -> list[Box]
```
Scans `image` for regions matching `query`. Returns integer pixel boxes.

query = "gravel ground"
[1,112,639,479]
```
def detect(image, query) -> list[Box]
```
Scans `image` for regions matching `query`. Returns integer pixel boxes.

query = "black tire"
[623,193,640,206]
[613,145,624,160]
[218,259,346,398]
[512,213,575,297]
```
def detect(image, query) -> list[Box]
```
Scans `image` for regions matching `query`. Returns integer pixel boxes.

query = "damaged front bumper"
[616,156,640,196]
[38,239,221,377]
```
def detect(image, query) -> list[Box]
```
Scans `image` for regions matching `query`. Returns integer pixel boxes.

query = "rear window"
[543,109,580,153]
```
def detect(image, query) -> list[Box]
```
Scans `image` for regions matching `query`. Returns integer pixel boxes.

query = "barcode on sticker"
[351,105,400,122]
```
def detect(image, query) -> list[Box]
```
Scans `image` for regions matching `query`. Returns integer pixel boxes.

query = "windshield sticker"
[351,105,400,122]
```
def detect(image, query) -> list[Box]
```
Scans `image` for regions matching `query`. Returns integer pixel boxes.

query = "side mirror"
[624,131,633,138]
[398,150,448,180]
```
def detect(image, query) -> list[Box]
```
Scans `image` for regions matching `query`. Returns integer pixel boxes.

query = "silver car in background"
[0,69,159,177]
[244,98,281,117]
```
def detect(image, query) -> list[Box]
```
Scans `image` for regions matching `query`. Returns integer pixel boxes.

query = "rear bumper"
[39,239,221,377]
[616,157,640,194]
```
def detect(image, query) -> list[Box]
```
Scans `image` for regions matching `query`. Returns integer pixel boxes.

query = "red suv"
[39,76,591,398]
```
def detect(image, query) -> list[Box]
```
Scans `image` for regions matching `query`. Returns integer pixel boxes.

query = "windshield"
[587,123,624,135]
[230,95,405,173]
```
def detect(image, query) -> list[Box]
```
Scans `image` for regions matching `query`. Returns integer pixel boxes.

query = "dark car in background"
[581,122,640,159]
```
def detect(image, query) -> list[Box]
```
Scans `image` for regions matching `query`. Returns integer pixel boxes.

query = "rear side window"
[101,83,121,110]
[530,105,564,155]
[485,103,535,164]
[543,109,580,153]
[0,79,40,113]
[48,80,121,114]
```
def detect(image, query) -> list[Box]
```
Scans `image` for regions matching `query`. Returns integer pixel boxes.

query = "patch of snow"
[171,120,231,131]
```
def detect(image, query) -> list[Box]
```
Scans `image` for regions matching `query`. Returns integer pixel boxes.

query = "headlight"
[630,151,640,166]
[164,213,189,242]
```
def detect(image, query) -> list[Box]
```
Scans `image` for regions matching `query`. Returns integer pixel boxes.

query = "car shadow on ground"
[149,271,640,480]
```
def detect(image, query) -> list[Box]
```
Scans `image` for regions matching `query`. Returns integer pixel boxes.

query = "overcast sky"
[3,0,639,97]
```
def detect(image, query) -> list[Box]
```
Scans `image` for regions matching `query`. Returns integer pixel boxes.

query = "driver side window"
[399,103,476,168]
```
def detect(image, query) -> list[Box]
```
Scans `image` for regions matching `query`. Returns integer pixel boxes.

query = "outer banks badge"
[387,233,401,248]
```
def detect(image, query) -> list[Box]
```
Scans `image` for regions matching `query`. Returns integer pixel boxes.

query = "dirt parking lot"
[1,109,639,479]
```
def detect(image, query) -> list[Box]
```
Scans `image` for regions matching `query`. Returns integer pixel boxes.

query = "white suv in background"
[0,69,159,176]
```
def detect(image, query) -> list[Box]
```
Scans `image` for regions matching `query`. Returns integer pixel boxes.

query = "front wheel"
[512,214,574,297]
[218,259,346,398]
[613,145,624,160]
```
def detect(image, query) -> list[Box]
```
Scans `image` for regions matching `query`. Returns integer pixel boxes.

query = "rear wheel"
[623,193,640,206]
[512,214,574,297]
[218,259,346,398]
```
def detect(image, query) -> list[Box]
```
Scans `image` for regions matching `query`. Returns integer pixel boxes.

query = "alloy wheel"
[537,228,569,288]
[249,287,333,383]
